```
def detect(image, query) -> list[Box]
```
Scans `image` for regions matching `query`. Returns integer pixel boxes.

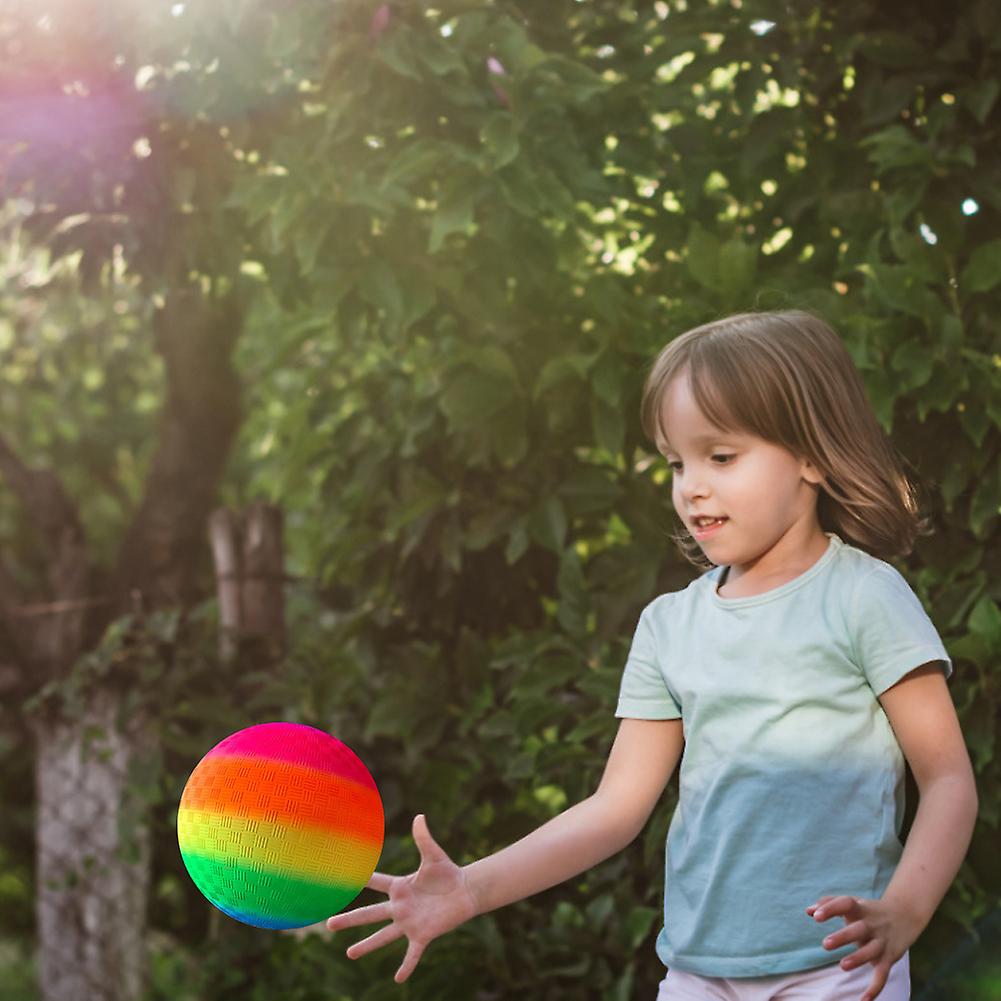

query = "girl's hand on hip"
[325,814,479,984]
[806,894,921,1001]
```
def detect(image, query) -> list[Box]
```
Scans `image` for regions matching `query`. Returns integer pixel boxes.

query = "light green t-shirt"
[615,531,953,978]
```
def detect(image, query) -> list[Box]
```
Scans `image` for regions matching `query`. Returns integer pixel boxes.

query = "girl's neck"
[716,533,832,598]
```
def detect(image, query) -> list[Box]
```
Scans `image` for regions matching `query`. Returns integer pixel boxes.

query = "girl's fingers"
[412,814,448,864]
[840,938,880,970]
[394,939,426,984]
[824,919,868,951]
[346,921,404,960]
[326,900,392,931]
[366,871,395,893]
[807,895,836,916]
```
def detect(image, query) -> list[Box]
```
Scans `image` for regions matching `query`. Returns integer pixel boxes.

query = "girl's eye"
[667,455,734,471]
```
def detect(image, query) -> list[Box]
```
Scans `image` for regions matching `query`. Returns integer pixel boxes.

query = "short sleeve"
[850,565,953,696]
[615,601,682,719]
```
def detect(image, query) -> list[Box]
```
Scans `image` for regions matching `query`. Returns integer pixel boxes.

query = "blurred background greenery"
[0,0,999,998]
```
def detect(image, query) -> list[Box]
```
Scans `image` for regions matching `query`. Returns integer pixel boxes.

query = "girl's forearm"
[462,793,633,918]
[880,776,979,931]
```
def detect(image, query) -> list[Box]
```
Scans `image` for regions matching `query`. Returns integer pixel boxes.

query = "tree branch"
[0,436,91,670]
[111,285,243,611]
[0,433,85,551]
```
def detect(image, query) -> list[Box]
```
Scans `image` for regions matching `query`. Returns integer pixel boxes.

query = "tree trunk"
[1,286,243,1001]
[33,689,155,1001]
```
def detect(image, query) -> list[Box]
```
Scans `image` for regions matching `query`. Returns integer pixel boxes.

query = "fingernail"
[815,909,825,918]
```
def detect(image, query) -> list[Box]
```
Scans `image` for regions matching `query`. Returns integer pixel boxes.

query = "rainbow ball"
[177,722,384,930]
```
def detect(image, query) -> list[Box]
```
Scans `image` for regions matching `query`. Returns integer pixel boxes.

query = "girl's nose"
[681,485,711,503]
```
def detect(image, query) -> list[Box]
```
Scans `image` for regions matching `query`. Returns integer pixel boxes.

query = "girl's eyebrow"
[662,432,736,451]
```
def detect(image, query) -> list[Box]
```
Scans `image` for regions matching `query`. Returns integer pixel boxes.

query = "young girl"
[325,310,979,1001]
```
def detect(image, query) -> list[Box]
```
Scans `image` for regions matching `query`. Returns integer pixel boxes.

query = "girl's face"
[658,372,828,580]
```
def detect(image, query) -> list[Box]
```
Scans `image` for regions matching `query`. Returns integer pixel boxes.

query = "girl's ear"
[799,457,827,486]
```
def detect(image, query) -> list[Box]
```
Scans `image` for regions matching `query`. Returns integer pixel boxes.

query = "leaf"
[958,401,991,449]
[859,262,928,317]
[384,469,449,534]
[293,211,330,274]
[455,343,520,385]
[962,78,1000,124]
[417,34,467,77]
[497,160,542,217]
[591,394,624,456]
[532,166,576,220]
[357,259,403,331]
[905,347,958,417]
[556,545,588,635]
[858,125,932,173]
[861,367,898,433]
[960,239,1001,294]
[466,506,516,551]
[625,905,659,949]
[533,54,611,104]
[591,350,625,406]
[885,183,927,228]
[439,368,513,427]
[363,688,423,741]
[429,181,477,253]
[585,891,615,928]
[963,690,996,771]
[527,496,567,552]
[718,236,757,302]
[373,29,423,81]
[854,31,925,68]
[685,223,720,289]
[505,521,529,564]
[861,75,923,127]
[395,268,437,331]
[939,454,969,510]
[969,460,1000,533]
[381,138,448,190]
[890,338,933,391]
[968,595,1001,646]
[265,10,301,60]
[490,404,528,468]
[268,190,302,247]
[534,351,599,400]
[480,113,519,170]
[557,467,621,514]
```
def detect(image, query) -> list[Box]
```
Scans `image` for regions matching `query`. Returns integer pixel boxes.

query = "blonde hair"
[641,309,934,571]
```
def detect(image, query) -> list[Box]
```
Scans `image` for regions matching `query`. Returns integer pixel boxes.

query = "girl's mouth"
[692,517,728,540]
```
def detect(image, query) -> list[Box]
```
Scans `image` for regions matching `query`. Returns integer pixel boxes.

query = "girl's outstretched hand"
[326,814,480,984]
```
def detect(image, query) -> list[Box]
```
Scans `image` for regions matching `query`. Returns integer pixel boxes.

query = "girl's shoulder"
[835,540,915,594]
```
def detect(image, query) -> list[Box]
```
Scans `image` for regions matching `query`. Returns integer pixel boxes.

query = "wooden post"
[208,501,285,665]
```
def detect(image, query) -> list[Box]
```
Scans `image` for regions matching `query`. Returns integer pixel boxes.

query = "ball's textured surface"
[177,722,383,930]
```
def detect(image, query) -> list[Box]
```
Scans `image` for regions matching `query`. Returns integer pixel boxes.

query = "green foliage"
[0,204,163,568]
[140,585,666,1001]
[0,940,34,1001]
[2,0,1000,998]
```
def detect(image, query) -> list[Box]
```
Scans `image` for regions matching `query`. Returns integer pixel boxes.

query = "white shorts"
[656,951,910,1000]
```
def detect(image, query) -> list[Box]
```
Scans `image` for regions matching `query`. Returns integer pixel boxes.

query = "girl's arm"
[808,663,978,1001]
[326,716,684,982]
[876,662,978,927]
[464,716,685,916]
